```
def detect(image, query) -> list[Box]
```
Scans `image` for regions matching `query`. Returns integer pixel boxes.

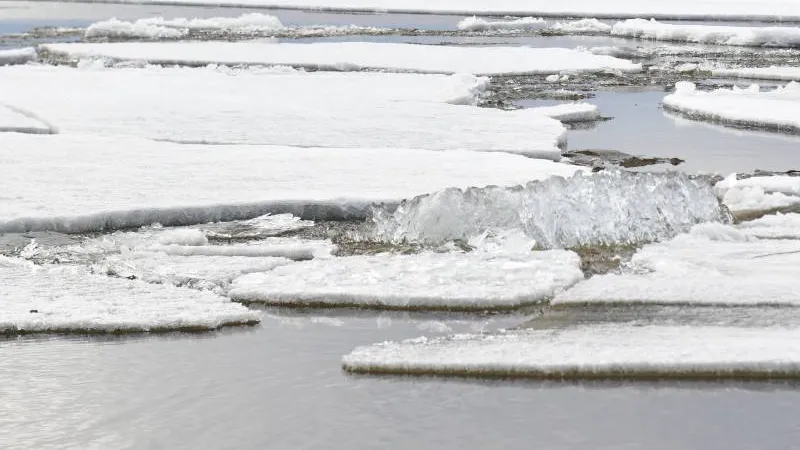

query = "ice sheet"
[342,325,800,379]
[738,213,800,239]
[715,174,800,215]
[0,257,261,334]
[42,42,642,75]
[229,250,583,310]
[86,13,284,38]
[554,222,800,306]
[62,0,800,22]
[0,104,52,134]
[457,17,611,34]
[663,81,800,133]
[713,66,800,81]
[0,48,37,65]
[612,19,800,48]
[0,133,581,233]
[0,65,566,158]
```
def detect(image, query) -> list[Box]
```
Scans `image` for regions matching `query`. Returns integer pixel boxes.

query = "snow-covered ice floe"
[229,250,584,310]
[0,65,567,158]
[529,103,600,122]
[85,13,284,39]
[0,257,260,334]
[663,81,800,134]
[41,42,642,76]
[457,17,611,34]
[611,19,800,48]
[342,325,800,380]
[712,66,800,82]
[0,133,581,233]
[369,170,725,249]
[68,0,800,22]
[0,48,37,65]
[715,174,800,217]
[553,222,800,307]
[0,104,53,134]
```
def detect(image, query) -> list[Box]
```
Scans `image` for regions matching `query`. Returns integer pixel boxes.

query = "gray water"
[3,312,800,450]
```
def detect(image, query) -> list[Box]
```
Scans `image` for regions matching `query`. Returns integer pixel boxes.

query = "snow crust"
[663,81,800,133]
[554,222,800,307]
[529,103,600,122]
[0,65,567,158]
[456,17,611,34]
[229,250,584,310]
[343,325,800,379]
[0,257,261,334]
[0,133,580,233]
[612,19,800,48]
[0,104,52,134]
[0,47,37,65]
[713,66,800,82]
[715,174,800,215]
[42,42,642,76]
[85,13,284,39]
[62,0,800,22]
[369,170,725,249]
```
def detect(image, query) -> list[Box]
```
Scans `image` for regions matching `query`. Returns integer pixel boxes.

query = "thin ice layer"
[713,66,800,82]
[715,174,800,215]
[529,103,600,122]
[342,325,800,379]
[369,170,724,249]
[0,257,261,334]
[663,81,800,133]
[66,0,800,22]
[229,250,583,310]
[42,42,642,75]
[0,65,565,157]
[611,19,800,48]
[0,105,52,134]
[554,222,800,306]
[0,134,580,233]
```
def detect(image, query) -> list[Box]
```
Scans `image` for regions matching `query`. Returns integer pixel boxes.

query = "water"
[3,314,800,450]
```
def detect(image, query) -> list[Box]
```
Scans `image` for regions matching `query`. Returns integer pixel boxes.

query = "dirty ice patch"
[663,81,800,134]
[457,16,611,34]
[0,104,53,134]
[0,257,260,335]
[554,222,800,307]
[229,250,583,310]
[0,47,37,65]
[369,170,724,249]
[0,65,566,158]
[342,325,800,380]
[85,13,284,39]
[42,42,642,75]
[79,0,800,22]
[0,134,581,233]
[715,174,800,217]
[528,103,600,122]
[713,66,800,82]
[611,19,800,48]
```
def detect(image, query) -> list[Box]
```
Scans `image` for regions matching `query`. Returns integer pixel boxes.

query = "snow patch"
[612,18,800,48]
[713,66,800,82]
[715,174,800,215]
[85,13,285,39]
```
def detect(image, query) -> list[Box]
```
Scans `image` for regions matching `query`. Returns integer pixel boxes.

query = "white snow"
[715,174,800,215]
[0,256,261,334]
[342,325,800,379]
[85,13,285,39]
[0,47,37,65]
[369,170,724,249]
[152,238,336,261]
[0,133,581,233]
[663,81,800,133]
[529,103,600,122]
[41,41,642,76]
[457,16,610,34]
[554,222,800,307]
[738,213,800,239]
[66,0,800,22]
[0,65,567,158]
[0,104,52,134]
[713,66,800,82]
[611,19,800,48]
[228,250,584,310]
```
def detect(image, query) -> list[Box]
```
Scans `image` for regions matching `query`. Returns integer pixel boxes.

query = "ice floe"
[611,19,800,48]
[342,325,800,379]
[529,103,600,122]
[0,133,580,233]
[369,170,725,249]
[81,0,800,22]
[0,47,37,65]
[738,213,800,239]
[85,13,284,39]
[456,17,611,34]
[715,174,800,216]
[228,250,583,310]
[0,65,567,157]
[0,104,53,134]
[712,66,800,82]
[41,42,642,75]
[553,222,800,307]
[663,81,800,134]
[0,256,261,334]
